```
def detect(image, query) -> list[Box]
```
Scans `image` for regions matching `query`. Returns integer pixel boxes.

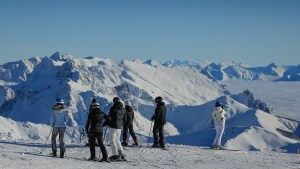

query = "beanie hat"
[56,98,64,105]
[215,101,222,108]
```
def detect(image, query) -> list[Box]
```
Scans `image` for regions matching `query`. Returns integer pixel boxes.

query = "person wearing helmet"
[85,98,111,162]
[50,98,76,158]
[121,100,139,146]
[211,101,226,149]
[151,96,167,148]
[107,97,127,161]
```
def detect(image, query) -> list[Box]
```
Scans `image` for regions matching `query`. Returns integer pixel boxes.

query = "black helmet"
[92,98,98,103]
[155,96,163,103]
[113,97,120,103]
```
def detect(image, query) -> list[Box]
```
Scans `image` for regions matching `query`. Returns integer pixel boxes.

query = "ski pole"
[163,129,168,146]
[147,120,153,147]
[80,128,85,143]
[44,128,53,145]
[40,128,52,154]
[103,126,107,142]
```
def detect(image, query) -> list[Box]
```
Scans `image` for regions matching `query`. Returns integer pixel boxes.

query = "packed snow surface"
[0,142,300,169]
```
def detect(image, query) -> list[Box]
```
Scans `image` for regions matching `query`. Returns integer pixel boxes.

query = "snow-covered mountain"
[276,65,300,81]
[198,62,290,81]
[0,52,299,154]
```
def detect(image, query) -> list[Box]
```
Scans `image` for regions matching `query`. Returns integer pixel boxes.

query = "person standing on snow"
[85,98,110,162]
[151,96,167,148]
[50,98,76,158]
[121,100,139,146]
[107,97,127,161]
[211,101,226,149]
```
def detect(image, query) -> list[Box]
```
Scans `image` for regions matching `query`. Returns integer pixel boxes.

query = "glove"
[103,121,107,127]
[151,116,155,121]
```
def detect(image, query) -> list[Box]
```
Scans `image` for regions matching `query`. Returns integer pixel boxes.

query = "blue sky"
[0,0,299,66]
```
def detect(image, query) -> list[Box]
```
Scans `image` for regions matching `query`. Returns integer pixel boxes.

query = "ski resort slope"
[0,142,299,169]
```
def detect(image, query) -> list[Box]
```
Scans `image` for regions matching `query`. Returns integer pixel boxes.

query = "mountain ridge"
[0,52,299,153]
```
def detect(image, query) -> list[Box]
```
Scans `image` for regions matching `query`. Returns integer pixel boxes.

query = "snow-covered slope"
[0,52,299,155]
[0,53,224,124]
[0,116,81,143]
[163,95,300,153]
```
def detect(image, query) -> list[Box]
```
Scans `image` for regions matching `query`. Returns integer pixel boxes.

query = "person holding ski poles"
[107,97,127,161]
[151,96,167,148]
[121,100,139,146]
[85,98,111,162]
[50,98,76,158]
[211,101,226,149]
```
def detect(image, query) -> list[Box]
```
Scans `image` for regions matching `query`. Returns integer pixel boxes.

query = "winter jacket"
[212,106,226,123]
[50,105,72,127]
[85,102,110,133]
[124,105,134,126]
[152,102,167,126]
[108,102,126,129]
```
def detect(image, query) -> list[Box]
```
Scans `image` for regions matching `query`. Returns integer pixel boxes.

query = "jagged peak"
[143,59,161,66]
[50,52,73,61]
[266,62,277,68]
[132,59,144,64]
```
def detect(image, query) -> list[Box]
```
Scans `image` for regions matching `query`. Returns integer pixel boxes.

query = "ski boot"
[52,150,57,157]
[99,157,110,163]
[132,142,139,146]
[151,143,160,148]
[132,136,139,146]
[121,141,128,146]
[60,152,64,158]
[109,155,120,161]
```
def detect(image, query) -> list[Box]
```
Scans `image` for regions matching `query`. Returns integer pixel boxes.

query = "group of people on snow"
[49,96,226,162]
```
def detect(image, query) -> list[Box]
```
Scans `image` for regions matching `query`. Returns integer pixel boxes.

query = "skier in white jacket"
[211,101,226,149]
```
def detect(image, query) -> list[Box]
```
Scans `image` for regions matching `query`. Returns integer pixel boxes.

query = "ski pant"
[122,124,138,144]
[213,121,225,146]
[88,131,108,159]
[51,127,66,153]
[153,124,165,146]
[108,128,124,156]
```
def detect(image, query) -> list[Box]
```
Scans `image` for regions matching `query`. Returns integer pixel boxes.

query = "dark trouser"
[51,127,66,153]
[153,124,164,146]
[88,131,108,159]
[122,124,138,144]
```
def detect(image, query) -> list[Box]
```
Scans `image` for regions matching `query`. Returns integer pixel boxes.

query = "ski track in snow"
[1,142,300,169]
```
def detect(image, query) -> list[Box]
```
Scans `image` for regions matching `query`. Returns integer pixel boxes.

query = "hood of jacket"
[157,102,165,106]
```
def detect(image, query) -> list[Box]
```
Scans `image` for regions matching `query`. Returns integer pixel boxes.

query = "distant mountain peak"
[50,52,73,61]
[144,59,161,66]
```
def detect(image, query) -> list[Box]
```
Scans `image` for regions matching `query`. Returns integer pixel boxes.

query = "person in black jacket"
[121,100,139,146]
[85,98,110,162]
[107,97,127,161]
[151,96,167,148]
